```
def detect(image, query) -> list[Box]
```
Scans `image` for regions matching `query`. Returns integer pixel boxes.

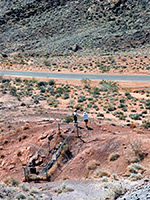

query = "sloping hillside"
[0,0,150,55]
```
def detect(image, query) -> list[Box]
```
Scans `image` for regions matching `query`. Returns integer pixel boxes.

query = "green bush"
[145,100,150,109]
[62,93,69,99]
[49,79,55,85]
[107,105,116,112]
[37,81,47,87]
[142,121,150,129]
[129,113,141,120]
[78,95,86,103]
[2,78,10,83]
[11,178,19,186]
[40,87,46,93]
[47,97,59,107]
[97,113,104,117]
[125,92,132,99]
[15,78,22,82]
[113,111,126,120]
[81,78,91,88]
[99,80,119,92]
[15,192,26,199]
[10,87,17,96]
[56,87,65,95]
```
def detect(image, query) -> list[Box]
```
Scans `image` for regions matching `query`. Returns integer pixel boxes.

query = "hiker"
[83,112,88,127]
[73,110,78,124]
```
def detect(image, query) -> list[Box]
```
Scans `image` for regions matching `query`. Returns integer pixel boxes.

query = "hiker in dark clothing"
[73,110,78,124]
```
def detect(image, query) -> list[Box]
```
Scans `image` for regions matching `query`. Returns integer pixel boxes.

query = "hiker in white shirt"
[83,112,88,127]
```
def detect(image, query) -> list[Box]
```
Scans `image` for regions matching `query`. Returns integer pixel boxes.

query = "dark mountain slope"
[0,0,150,55]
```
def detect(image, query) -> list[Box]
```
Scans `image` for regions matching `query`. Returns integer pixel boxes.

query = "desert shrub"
[132,163,144,171]
[75,104,83,111]
[108,153,120,161]
[3,139,8,144]
[37,81,47,87]
[21,102,26,106]
[18,136,22,142]
[122,107,127,112]
[107,104,116,112]
[78,95,86,103]
[128,156,140,164]
[93,168,109,178]
[129,113,141,120]
[128,165,138,174]
[120,99,125,103]
[64,115,73,123]
[21,133,28,140]
[142,121,150,129]
[23,124,30,130]
[62,93,69,99]
[40,87,46,93]
[128,163,144,181]
[15,78,22,83]
[55,87,64,95]
[113,111,126,120]
[15,192,27,199]
[93,87,100,95]
[44,60,50,66]
[88,97,93,101]
[67,100,75,108]
[111,173,119,180]
[48,88,55,95]
[22,79,28,83]
[145,99,150,109]
[118,103,126,108]
[10,87,17,96]
[86,160,99,170]
[125,92,132,99]
[54,184,74,195]
[99,80,119,92]
[19,183,29,192]
[81,78,91,88]
[128,138,147,161]
[47,97,59,107]
[131,109,136,112]
[87,103,92,108]
[17,150,22,157]
[34,98,39,104]
[129,173,142,181]
[141,110,147,115]
[2,78,10,83]
[102,182,126,200]
[3,176,13,185]
[11,178,19,186]
[0,152,5,159]
[97,113,104,117]
[49,79,55,85]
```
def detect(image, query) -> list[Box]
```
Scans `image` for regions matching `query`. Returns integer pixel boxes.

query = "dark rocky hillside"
[0,0,150,56]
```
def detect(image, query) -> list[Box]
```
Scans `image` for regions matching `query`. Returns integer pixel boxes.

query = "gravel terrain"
[0,178,148,200]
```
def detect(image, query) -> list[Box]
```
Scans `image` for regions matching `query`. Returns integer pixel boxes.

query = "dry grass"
[93,168,110,178]
[86,159,99,170]
[108,153,120,161]
[23,124,30,130]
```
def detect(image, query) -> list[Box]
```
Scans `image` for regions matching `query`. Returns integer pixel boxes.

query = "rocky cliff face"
[0,0,150,55]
